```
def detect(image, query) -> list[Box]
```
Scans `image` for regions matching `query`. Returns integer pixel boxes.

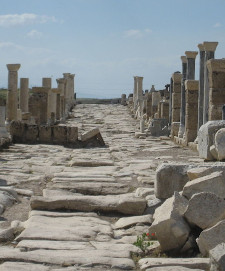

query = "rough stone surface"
[215,128,225,160]
[155,163,191,199]
[113,215,153,229]
[197,220,225,256]
[198,120,225,160]
[184,192,225,229]
[183,171,225,199]
[138,257,210,270]
[30,194,147,215]
[149,192,190,251]
[209,243,225,271]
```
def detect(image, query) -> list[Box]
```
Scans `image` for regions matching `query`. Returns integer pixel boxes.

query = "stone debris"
[184,192,225,229]
[197,220,225,256]
[155,163,192,199]
[209,243,225,271]
[149,192,190,251]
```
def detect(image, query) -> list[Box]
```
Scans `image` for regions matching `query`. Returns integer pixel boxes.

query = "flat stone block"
[67,126,78,143]
[39,126,52,144]
[9,121,25,143]
[53,125,67,144]
[25,125,38,143]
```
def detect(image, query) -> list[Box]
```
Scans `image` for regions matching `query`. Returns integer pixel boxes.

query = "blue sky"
[0,0,225,98]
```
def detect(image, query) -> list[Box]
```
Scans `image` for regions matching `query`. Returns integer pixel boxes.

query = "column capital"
[203,41,218,52]
[172,72,182,82]
[185,51,198,59]
[56,78,66,84]
[63,73,71,78]
[7,64,21,72]
[181,56,187,63]
[185,80,199,90]
[198,43,205,51]
[136,76,143,80]
[69,74,75,79]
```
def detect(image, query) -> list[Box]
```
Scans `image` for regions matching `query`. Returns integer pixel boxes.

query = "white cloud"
[124,28,152,38]
[213,22,222,28]
[0,13,58,27]
[27,29,43,39]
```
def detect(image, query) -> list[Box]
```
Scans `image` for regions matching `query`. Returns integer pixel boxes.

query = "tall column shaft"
[203,41,218,124]
[198,44,205,130]
[20,78,29,112]
[42,77,52,121]
[178,56,187,138]
[133,76,138,110]
[6,64,21,121]
[169,78,173,125]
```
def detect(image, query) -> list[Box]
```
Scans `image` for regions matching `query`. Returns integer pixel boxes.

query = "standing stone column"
[137,76,143,116]
[146,92,152,119]
[56,78,66,121]
[6,64,21,121]
[69,74,75,100]
[184,80,199,144]
[133,76,138,111]
[20,78,29,113]
[203,41,218,124]
[178,56,187,138]
[0,106,9,138]
[42,77,52,123]
[207,59,225,120]
[197,44,205,131]
[169,77,173,125]
[185,51,198,80]
[171,72,182,138]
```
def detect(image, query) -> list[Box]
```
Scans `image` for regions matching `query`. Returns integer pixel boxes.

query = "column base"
[178,124,185,138]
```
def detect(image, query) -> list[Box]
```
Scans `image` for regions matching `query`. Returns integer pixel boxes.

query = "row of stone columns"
[4,64,76,128]
[170,41,219,146]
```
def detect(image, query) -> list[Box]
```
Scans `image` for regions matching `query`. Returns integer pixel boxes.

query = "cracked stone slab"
[30,194,147,215]
[0,247,135,269]
[138,258,210,270]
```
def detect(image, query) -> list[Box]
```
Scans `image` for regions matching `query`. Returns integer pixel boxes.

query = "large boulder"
[149,192,190,252]
[198,120,225,160]
[197,220,225,256]
[184,192,225,229]
[187,166,225,180]
[155,163,192,199]
[182,171,225,199]
[209,243,225,271]
[215,128,225,160]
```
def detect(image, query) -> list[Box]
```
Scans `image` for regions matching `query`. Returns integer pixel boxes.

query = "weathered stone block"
[184,192,225,230]
[172,93,181,107]
[9,121,25,143]
[67,126,78,143]
[183,171,225,199]
[185,129,197,143]
[53,125,67,144]
[149,192,190,252]
[198,120,225,160]
[155,163,191,199]
[172,108,180,122]
[25,125,38,143]
[215,128,225,160]
[197,220,225,256]
[39,126,52,144]
[171,121,180,138]
[209,104,223,120]
[209,243,225,271]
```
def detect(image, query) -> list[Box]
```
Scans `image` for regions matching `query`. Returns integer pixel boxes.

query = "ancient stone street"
[0,104,208,270]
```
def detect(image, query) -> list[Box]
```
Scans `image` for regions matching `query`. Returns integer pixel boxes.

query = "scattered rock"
[197,219,225,256]
[209,243,225,271]
[155,163,191,199]
[113,214,153,229]
[135,187,154,198]
[149,192,190,251]
[0,227,14,242]
[184,192,225,229]
[183,171,225,199]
